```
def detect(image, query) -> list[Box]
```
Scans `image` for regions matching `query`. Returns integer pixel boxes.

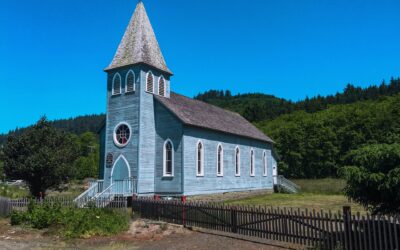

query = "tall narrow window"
[163,140,173,176]
[235,147,240,176]
[217,144,223,176]
[158,77,165,96]
[196,141,204,176]
[250,149,255,176]
[146,72,154,93]
[263,151,268,176]
[126,70,135,93]
[112,73,121,95]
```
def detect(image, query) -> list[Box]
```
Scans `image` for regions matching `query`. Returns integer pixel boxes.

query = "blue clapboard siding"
[103,67,141,189]
[154,101,183,194]
[102,64,275,197]
[182,126,274,196]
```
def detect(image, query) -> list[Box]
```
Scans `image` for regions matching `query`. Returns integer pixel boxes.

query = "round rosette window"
[113,123,131,147]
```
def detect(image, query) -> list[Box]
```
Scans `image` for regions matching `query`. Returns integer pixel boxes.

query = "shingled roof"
[155,93,273,143]
[105,2,172,74]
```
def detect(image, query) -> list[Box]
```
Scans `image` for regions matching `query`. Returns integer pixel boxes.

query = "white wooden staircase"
[74,178,136,207]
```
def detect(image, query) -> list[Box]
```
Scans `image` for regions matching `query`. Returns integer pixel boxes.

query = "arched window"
[163,140,174,176]
[196,141,204,176]
[217,144,223,176]
[235,147,240,176]
[112,73,121,95]
[263,151,268,176]
[126,70,135,93]
[250,149,255,176]
[146,72,154,93]
[158,77,165,96]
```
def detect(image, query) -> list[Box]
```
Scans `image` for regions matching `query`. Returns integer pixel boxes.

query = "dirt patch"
[0,218,295,250]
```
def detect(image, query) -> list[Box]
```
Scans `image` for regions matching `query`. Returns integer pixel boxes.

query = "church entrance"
[111,155,131,194]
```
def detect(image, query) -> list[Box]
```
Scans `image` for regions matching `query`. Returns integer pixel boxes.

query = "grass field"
[226,178,367,214]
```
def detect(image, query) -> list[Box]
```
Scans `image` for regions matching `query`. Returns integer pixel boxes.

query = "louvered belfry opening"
[113,74,121,95]
[126,71,135,92]
[146,73,154,93]
[159,77,165,96]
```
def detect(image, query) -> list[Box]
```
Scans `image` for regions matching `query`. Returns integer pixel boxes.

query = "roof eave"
[104,62,173,76]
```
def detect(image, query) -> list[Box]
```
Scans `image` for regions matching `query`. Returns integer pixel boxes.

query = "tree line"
[0,118,99,196]
[257,94,400,178]
[194,77,400,122]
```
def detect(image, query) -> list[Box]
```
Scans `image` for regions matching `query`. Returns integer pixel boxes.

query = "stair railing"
[277,175,301,193]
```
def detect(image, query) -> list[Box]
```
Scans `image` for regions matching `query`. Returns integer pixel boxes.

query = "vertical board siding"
[104,67,141,188]
[182,126,275,195]
[154,101,183,194]
[137,66,171,195]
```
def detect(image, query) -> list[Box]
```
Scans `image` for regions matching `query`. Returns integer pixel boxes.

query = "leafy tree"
[339,144,400,214]
[258,94,400,178]
[2,117,78,197]
[72,132,99,180]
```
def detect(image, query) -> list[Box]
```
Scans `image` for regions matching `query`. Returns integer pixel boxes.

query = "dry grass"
[225,178,367,214]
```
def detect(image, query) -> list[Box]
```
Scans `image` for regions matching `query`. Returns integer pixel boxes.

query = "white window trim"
[250,148,255,177]
[163,139,174,177]
[113,122,132,148]
[146,71,154,94]
[235,146,241,177]
[125,70,135,93]
[263,151,268,176]
[158,76,165,97]
[196,140,204,177]
[216,143,224,177]
[112,73,122,95]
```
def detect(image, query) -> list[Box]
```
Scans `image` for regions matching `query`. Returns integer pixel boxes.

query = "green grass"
[226,193,366,214]
[226,178,367,214]
[0,183,29,198]
[11,201,130,238]
[292,178,346,195]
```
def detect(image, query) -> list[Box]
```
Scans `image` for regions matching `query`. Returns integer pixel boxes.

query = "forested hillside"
[195,77,400,122]
[1,78,400,180]
[0,114,105,145]
[257,94,400,178]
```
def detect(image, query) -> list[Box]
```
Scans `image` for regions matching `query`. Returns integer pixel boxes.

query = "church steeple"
[105,2,172,75]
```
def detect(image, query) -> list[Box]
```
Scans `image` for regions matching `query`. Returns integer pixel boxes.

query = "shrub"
[9,201,130,238]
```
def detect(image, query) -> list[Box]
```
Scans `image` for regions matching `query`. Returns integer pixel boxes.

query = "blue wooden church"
[82,2,278,200]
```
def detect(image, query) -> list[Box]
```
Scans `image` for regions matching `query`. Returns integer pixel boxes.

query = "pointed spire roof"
[105,2,172,74]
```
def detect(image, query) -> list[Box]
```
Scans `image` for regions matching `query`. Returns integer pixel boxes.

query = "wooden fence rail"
[132,198,400,250]
[0,196,128,216]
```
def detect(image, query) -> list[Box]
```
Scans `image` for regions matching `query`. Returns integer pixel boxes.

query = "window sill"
[162,175,174,179]
[196,174,204,177]
[250,175,255,177]
[217,174,224,177]
[235,174,241,177]
[111,93,122,97]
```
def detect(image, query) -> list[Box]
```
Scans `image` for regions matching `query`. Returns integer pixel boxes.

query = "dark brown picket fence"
[132,198,400,250]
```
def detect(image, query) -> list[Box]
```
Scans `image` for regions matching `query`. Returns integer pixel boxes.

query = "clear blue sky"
[1,0,399,134]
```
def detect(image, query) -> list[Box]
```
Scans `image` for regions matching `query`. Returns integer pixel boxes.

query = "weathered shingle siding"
[103,68,141,188]
[154,101,183,194]
[182,126,274,196]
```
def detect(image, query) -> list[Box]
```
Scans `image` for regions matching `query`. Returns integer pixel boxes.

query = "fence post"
[181,196,186,227]
[231,206,237,233]
[343,206,352,250]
